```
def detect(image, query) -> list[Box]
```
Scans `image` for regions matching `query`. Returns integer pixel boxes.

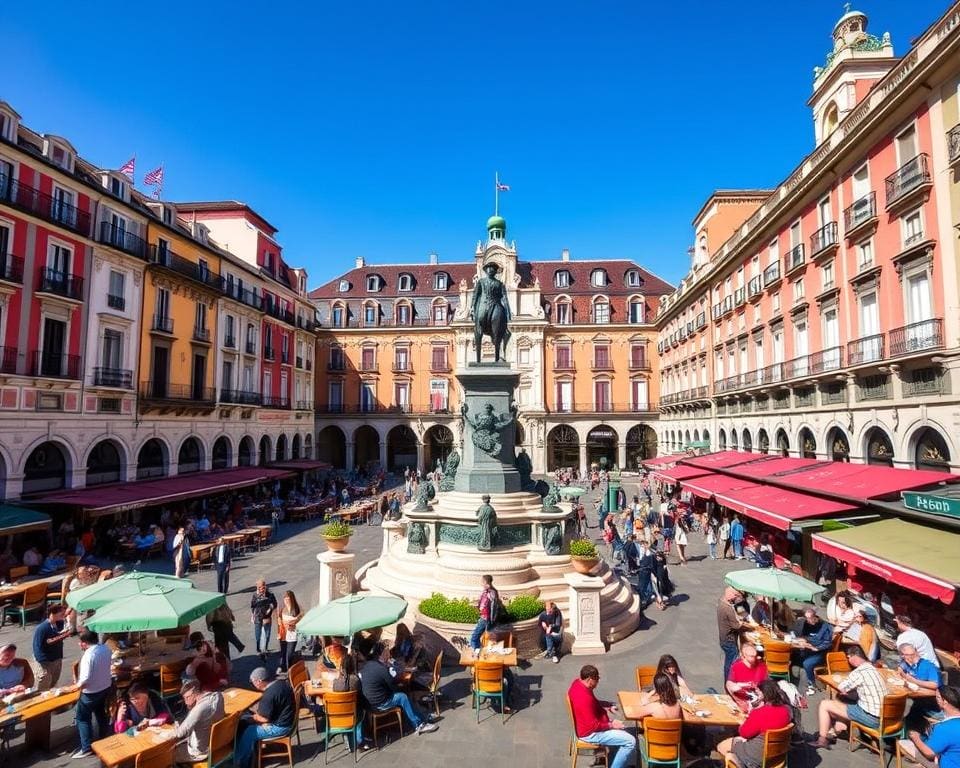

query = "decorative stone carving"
[476,495,498,551]
[438,450,459,492]
[542,523,562,555]
[461,401,516,457]
[412,481,434,511]
[542,482,562,513]
[407,522,428,554]
[437,522,531,547]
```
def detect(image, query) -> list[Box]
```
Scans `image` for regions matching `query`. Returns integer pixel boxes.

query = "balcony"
[221,280,263,312]
[92,367,133,388]
[1,346,18,374]
[695,312,706,329]
[889,318,943,357]
[152,315,174,334]
[36,267,83,301]
[328,360,345,372]
[747,276,761,298]
[809,346,843,374]
[430,361,451,373]
[264,347,275,361]
[843,191,877,238]
[359,360,377,372]
[628,358,650,372]
[784,354,810,379]
[0,254,24,284]
[98,221,147,259]
[107,293,125,311]
[219,389,262,406]
[306,359,312,371]
[281,351,290,365]
[712,303,722,320]
[554,360,575,371]
[721,296,734,315]
[148,244,220,290]
[759,362,785,385]
[568,402,657,414]
[193,327,210,343]
[31,351,81,379]
[949,124,960,164]
[296,356,304,369]
[783,244,805,276]
[140,381,215,404]
[592,359,614,371]
[734,287,746,307]
[264,301,295,326]
[392,361,412,373]
[847,333,885,366]
[224,334,236,349]
[296,400,314,411]
[0,173,91,237]
[262,396,291,409]
[858,374,891,402]
[245,341,256,355]
[810,222,838,260]
[884,154,931,211]
[762,262,780,288]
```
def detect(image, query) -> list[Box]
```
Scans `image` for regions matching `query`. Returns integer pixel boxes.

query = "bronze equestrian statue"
[471,262,511,363]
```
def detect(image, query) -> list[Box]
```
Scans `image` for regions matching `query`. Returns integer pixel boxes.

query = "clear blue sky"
[2,1,947,287]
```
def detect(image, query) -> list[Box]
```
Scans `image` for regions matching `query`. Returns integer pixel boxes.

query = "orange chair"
[640,717,683,768]
[135,739,175,768]
[565,694,608,768]
[826,651,851,675]
[321,690,360,764]
[7,566,28,583]
[724,724,793,768]
[764,642,792,681]
[481,630,514,649]
[850,694,907,768]
[473,661,507,723]
[183,712,240,768]
[635,665,656,690]
[814,634,845,678]
[1,581,49,628]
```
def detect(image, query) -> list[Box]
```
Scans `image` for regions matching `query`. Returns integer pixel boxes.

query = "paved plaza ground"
[3,479,897,768]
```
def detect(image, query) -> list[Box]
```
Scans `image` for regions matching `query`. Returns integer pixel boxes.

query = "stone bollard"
[564,572,606,655]
[317,550,356,606]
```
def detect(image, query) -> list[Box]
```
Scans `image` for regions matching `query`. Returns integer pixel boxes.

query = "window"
[0,111,12,141]
[108,270,125,308]
[593,300,610,324]
[554,270,570,288]
[434,273,448,290]
[394,347,409,371]
[110,177,125,198]
[225,315,235,346]
[281,333,290,362]
[629,299,645,323]
[195,302,207,332]
[630,344,646,368]
[246,323,257,352]
[852,164,870,202]
[857,240,873,270]
[339,279,349,292]
[361,346,376,370]
[821,262,834,290]
[555,301,571,325]
[162,206,172,225]
[818,196,832,225]
[430,380,449,412]
[773,328,784,363]
[632,380,648,410]
[795,320,809,362]
[768,238,779,267]
[789,221,801,248]
[330,346,344,369]
[754,336,764,369]
[895,125,918,165]
[594,344,611,369]
[594,380,611,410]
[792,279,805,303]
[518,346,531,365]
[360,382,376,412]
[555,344,572,368]
[51,187,76,228]
[555,381,572,412]
[50,143,71,170]
[902,209,923,246]
[263,251,274,274]
[102,329,122,370]
[398,274,413,291]
[156,288,171,319]
[823,308,839,351]
[906,272,932,324]
[431,345,447,370]
[396,303,411,325]
[394,382,410,410]
[366,275,380,292]
[626,270,640,287]
[432,302,446,324]
[332,306,344,327]
[590,269,607,287]
[328,380,343,409]
[364,304,377,325]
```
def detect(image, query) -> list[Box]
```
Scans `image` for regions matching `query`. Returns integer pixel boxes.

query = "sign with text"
[901,491,960,520]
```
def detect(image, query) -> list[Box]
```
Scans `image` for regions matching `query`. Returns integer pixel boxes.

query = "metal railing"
[747,276,761,297]
[261,396,290,409]
[1,346,18,374]
[224,334,236,349]
[0,172,91,236]
[148,244,220,290]
[889,318,943,356]
[219,389,262,405]
[264,347,275,361]
[810,346,843,373]
[36,267,83,300]
[0,254,24,283]
[245,341,256,355]
[734,287,746,306]
[554,360,575,371]
[759,362,785,385]
[31,351,81,379]
[392,362,411,373]
[107,293,125,310]
[903,369,941,397]
[857,374,891,401]
[359,361,377,372]
[93,367,132,388]
[821,385,846,405]
[949,124,960,163]
[98,221,147,259]
[885,154,930,207]
[193,327,210,342]
[152,315,174,333]
[844,191,877,231]
[140,381,215,403]
[430,362,451,372]
[328,360,345,371]
[628,359,650,371]
[795,388,815,408]
[810,222,838,255]
[784,244,805,273]
[763,262,780,286]
[221,280,263,311]
[847,333,885,365]
[784,355,810,379]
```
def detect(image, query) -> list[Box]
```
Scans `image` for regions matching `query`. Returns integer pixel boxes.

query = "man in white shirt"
[896,615,941,669]
[71,630,113,758]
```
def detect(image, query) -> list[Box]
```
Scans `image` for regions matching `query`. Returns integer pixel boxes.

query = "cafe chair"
[287,660,308,691]
[635,665,657,690]
[640,717,683,768]
[813,634,845,679]
[421,652,444,718]
[849,694,908,768]
[135,739,176,768]
[481,631,514,649]
[724,724,793,768]
[1,581,49,628]
[826,651,851,675]
[321,690,360,764]
[367,704,403,748]
[46,580,64,605]
[184,712,240,768]
[473,661,507,724]
[159,661,189,705]
[257,687,302,767]
[565,694,608,768]
[7,566,28,583]
[764,642,793,681]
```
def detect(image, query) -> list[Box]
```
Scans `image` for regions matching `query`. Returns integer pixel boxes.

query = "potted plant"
[321,520,352,552]
[569,538,600,574]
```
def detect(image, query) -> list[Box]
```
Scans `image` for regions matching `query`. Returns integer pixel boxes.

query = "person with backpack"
[469,574,500,657]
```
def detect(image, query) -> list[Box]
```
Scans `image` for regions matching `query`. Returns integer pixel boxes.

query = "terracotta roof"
[534,260,672,297]
[174,200,279,235]
[309,262,475,300]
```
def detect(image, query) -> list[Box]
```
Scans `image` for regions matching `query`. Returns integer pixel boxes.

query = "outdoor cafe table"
[223,686,263,714]
[113,646,194,676]
[0,687,80,750]
[618,691,746,728]
[92,724,174,768]
[817,670,938,700]
[457,648,518,668]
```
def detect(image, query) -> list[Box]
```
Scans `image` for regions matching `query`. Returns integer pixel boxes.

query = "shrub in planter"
[503,594,544,623]
[321,520,352,538]
[569,539,598,559]
[419,593,480,624]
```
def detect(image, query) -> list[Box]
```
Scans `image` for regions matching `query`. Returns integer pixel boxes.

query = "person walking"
[250,580,278,661]
[730,515,745,560]
[719,517,732,559]
[206,603,244,658]
[172,527,191,578]
[706,518,718,560]
[276,590,303,673]
[213,537,231,594]
[674,517,688,565]
[71,630,113,758]
[718,587,744,681]
[32,603,71,691]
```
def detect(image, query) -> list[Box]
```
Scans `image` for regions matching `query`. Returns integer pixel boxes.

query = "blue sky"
[2,1,948,287]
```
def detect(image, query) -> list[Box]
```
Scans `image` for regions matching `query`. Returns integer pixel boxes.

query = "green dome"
[486,215,506,233]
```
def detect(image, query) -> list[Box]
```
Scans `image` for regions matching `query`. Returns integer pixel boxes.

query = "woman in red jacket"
[717,679,792,768]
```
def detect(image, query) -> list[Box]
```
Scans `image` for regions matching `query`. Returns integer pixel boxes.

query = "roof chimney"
[429,252,439,265]
[561,248,570,262]
[355,256,365,269]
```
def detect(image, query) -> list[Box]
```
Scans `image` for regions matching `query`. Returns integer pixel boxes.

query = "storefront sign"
[901,491,960,520]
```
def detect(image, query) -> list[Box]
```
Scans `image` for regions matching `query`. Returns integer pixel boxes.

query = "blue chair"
[473,661,506,723]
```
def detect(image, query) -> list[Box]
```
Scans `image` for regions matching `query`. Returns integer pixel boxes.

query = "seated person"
[172,680,225,763]
[39,549,67,575]
[538,601,564,663]
[391,624,424,667]
[726,641,769,712]
[897,643,942,728]
[656,654,693,699]
[832,592,856,636]
[359,642,438,735]
[631,672,683,719]
[750,596,772,626]
[899,685,960,768]
[331,654,372,751]
[22,546,43,571]
[755,534,774,568]
[186,640,230,692]
[717,679,792,768]
[0,643,35,696]
[236,668,295,767]
[773,599,795,633]
[810,646,886,748]
[132,528,154,557]
[113,683,171,732]
[853,608,879,662]
[567,664,636,768]
[790,608,833,696]
[321,636,347,669]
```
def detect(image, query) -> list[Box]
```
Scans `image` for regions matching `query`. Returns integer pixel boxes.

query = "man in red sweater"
[726,640,769,712]
[567,665,636,768]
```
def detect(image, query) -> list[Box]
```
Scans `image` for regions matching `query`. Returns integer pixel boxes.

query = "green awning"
[0,505,52,536]
[812,518,960,603]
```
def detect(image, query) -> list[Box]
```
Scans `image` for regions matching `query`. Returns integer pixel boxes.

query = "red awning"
[681,451,764,470]
[681,474,760,500]
[269,460,332,472]
[652,465,713,484]
[641,453,688,470]
[711,484,858,531]
[759,463,958,504]
[722,456,821,479]
[32,467,294,516]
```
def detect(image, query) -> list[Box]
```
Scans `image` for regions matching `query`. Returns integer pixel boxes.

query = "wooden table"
[303,671,339,700]
[458,648,518,667]
[114,647,194,676]
[618,691,745,728]
[92,724,175,768]
[223,687,262,714]
[817,670,937,700]
[0,687,81,750]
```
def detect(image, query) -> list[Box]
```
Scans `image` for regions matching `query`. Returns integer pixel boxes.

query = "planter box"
[411,611,546,660]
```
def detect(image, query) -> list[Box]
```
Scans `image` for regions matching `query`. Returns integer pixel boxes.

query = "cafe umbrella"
[297,594,408,637]
[84,585,225,633]
[558,486,587,498]
[66,571,193,612]
[724,568,825,603]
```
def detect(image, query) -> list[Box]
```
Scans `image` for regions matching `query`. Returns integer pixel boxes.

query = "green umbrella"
[85,585,225,633]
[558,486,587,498]
[297,595,407,637]
[724,568,825,602]
[66,571,193,611]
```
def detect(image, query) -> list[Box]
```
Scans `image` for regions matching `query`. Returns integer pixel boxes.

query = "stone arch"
[718,428,727,451]
[702,429,710,449]
[424,424,455,473]
[387,425,418,472]
[757,428,770,454]
[275,433,288,462]
[136,438,169,479]
[238,436,255,467]
[683,429,691,446]
[547,424,580,471]
[353,425,381,470]
[693,429,700,442]
[909,425,952,472]
[626,425,657,469]
[258,435,273,466]
[211,435,232,470]
[798,426,817,459]
[317,426,346,469]
[22,439,72,495]
[863,426,894,467]
[86,438,125,486]
[291,433,301,460]
[303,433,313,459]
[730,428,739,450]
[742,429,753,453]
[586,425,618,468]
[177,436,205,474]
[825,426,850,462]
[775,428,790,457]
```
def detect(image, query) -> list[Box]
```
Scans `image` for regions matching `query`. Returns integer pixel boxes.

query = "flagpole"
[494,171,499,216]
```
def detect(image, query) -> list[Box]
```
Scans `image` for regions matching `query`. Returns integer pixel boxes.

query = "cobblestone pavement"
[3,479,884,768]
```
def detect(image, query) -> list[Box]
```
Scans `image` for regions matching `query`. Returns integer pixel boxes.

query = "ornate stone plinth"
[456,364,521,494]
[317,550,356,606]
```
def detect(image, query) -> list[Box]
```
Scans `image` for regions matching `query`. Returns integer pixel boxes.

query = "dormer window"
[109,176,126,199]
[625,270,641,287]
[398,273,414,291]
[366,275,380,292]
[590,269,608,287]
[434,273,448,290]
[555,270,570,288]
[162,206,173,225]
[338,279,350,292]
[0,109,17,142]
[196,225,208,245]
[396,303,411,326]
[51,144,71,170]
[263,251,274,274]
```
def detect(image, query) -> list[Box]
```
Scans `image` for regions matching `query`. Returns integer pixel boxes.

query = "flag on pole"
[143,165,164,199]
[119,156,136,182]
[496,180,510,191]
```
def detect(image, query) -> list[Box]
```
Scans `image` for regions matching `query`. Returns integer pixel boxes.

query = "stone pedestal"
[455,363,521,494]
[317,550,356,606]
[565,573,606,655]
[380,520,406,558]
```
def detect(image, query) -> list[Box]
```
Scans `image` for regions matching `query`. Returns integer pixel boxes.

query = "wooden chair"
[565,694,608,768]
[46,580,64,605]
[724,724,793,768]
[421,652,444,718]
[1,581,49,628]
[367,702,403,748]
[849,694,907,768]
[640,717,683,768]
[481,630,514,649]
[159,661,188,704]
[826,651,851,675]
[814,633,845,678]
[287,660,308,691]
[184,711,240,768]
[764,642,793,681]
[473,661,506,724]
[135,739,175,768]
[321,690,360,764]
[8,566,28,583]
[257,686,301,767]
[635,665,657,690]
